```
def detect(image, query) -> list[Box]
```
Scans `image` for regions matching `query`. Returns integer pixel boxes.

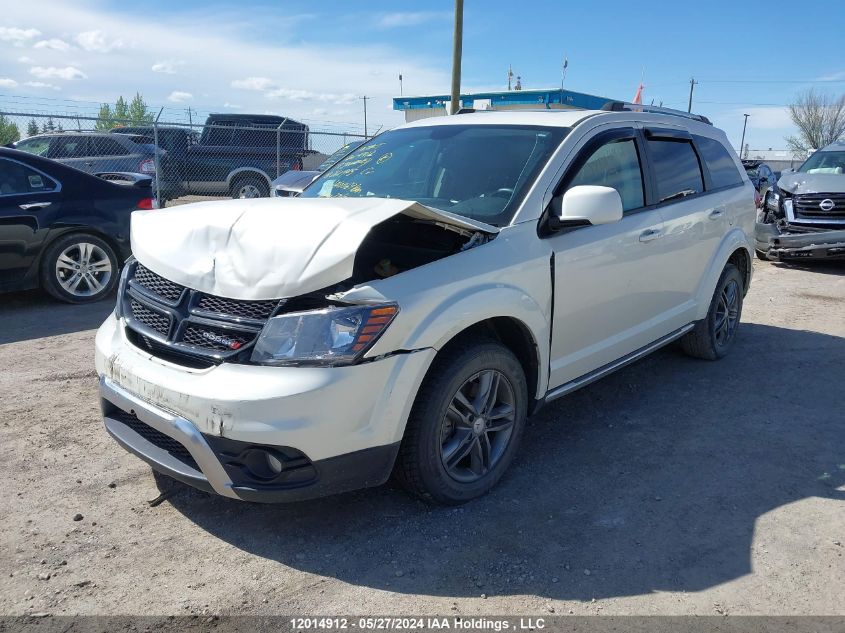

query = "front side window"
[301,124,568,226]
[0,159,58,195]
[567,138,645,212]
[15,137,50,156]
[49,136,88,159]
[695,136,743,188]
[647,139,704,202]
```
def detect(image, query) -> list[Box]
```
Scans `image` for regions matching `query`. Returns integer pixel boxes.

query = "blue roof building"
[393,88,616,122]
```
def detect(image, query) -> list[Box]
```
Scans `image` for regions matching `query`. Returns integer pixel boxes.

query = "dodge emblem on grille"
[819,199,836,212]
[201,331,243,350]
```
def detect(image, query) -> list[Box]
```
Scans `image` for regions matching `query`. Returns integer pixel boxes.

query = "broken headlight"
[766,190,779,212]
[251,304,398,366]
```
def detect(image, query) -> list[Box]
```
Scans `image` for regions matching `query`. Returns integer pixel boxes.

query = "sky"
[1,0,844,148]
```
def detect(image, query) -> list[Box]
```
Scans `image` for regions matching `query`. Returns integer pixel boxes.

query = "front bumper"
[755,222,845,260]
[95,314,435,501]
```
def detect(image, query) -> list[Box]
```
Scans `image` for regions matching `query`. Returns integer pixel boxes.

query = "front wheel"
[394,339,528,505]
[40,233,119,304]
[680,263,744,360]
[231,175,269,199]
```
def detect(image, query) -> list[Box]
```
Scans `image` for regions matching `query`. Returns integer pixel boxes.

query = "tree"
[786,89,845,153]
[113,96,129,124]
[41,117,56,133]
[128,92,154,124]
[95,93,154,129]
[26,118,39,137]
[0,114,21,145]
[95,103,114,130]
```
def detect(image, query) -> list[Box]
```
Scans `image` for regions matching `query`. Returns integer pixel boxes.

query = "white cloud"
[223,102,242,109]
[29,66,87,80]
[167,90,193,103]
[0,78,19,88]
[377,11,449,28]
[0,27,41,45]
[75,30,124,52]
[266,87,315,101]
[741,107,792,130]
[17,55,35,63]
[151,60,184,74]
[34,38,71,51]
[25,81,60,90]
[231,77,276,91]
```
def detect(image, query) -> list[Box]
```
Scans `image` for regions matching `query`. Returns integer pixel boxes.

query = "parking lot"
[0,259,842,617]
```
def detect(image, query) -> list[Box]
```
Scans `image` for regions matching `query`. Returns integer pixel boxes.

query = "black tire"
[394,338,528,505]
[680,263,744,361]
[755,249,769,261]
[230,175,269,199]
[40,233,119,304]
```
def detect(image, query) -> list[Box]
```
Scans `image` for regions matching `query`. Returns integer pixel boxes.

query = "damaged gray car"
[757,140,845,261]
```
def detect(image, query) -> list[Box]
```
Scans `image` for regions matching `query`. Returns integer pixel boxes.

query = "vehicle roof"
[398,109,724,137]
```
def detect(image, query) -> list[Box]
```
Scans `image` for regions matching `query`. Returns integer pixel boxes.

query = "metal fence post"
[153,107,163,207]
[275,118,288,178]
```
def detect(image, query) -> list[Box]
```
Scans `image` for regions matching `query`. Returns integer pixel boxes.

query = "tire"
[40,233,119,304]
[680,263,744,361]
[755,249,769,261]
[394,338,528,505]
[230,175,269,199]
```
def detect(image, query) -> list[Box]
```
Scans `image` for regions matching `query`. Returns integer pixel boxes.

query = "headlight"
[251,303,398,366]
[766,190,779,211]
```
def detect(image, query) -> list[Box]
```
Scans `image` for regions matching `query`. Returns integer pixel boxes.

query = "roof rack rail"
[601,101,712,125]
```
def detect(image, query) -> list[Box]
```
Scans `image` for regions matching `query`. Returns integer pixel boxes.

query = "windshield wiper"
[659,189,697,203]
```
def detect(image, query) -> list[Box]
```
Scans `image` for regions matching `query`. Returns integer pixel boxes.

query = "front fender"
[693,227,753,321]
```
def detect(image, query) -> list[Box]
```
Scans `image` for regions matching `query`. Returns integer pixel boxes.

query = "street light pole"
[450,0,464,115]
[739,113,750,159]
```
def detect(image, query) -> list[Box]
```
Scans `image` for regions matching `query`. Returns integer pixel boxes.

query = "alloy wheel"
[55,242,113,298]
[238,183,262,198]
[713,278,740,347]
[440,369,516,483]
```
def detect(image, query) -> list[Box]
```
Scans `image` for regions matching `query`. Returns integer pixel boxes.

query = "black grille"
[196,295,279,321]
[134,264,184,302]
[793,193,845,219]
[182,325,252,352]
[130,299,171,337]
[110,410,199,471]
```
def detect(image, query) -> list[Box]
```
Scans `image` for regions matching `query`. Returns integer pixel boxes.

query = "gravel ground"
[0,259,843,617]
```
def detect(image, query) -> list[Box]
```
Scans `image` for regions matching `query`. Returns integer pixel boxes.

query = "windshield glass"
[798,150,845,174]
[317,140,365,171]
[300,124,568,226]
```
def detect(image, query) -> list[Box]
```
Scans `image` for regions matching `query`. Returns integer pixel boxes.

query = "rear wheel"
[40,233,118,303]
[680,263,744,360]
[231,175,269,199]
[394,339,527,505]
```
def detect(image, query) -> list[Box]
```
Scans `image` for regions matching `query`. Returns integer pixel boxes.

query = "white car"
[95,104,755,505]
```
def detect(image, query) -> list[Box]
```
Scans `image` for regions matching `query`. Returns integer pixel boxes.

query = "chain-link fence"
[0,110,369,207]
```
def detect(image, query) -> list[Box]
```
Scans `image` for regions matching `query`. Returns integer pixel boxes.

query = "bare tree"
[786,89,845,153]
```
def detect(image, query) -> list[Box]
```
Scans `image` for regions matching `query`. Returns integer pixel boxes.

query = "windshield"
[798,150,845,174]
[317,140,365,171]
[300,124,568,226]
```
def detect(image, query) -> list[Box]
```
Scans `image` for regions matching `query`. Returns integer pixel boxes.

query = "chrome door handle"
[638,228,662,243]
[709,209,724,219]
[19,202,52,210]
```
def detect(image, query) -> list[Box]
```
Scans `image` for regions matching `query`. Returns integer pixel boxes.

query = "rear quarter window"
[646,139,704,202]
[695,136,744,188]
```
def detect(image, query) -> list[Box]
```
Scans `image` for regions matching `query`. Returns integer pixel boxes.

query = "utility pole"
[450,0,464,114]
[187,106,193,128]
[687,77,698,113]
[739,113,750,158]
[399,72,403,96]
[360,95,369,138]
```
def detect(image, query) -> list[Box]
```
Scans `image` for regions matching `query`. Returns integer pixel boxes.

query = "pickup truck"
[113,114,320,202]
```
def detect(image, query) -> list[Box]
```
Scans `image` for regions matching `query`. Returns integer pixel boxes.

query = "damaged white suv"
[95,104,756,504]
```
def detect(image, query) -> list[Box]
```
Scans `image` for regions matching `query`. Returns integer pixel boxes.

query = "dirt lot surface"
[0,259,843,617]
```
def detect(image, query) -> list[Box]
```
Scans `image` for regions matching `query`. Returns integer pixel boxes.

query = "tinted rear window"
[647,139,704,202]
[696,136,743,188]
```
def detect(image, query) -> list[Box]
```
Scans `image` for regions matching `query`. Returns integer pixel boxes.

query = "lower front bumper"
[100,376,399,502]
[755,222,845,260]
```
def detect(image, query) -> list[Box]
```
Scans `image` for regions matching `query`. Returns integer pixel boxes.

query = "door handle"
[638,228,662,243]
[19,202,52,210]
[84,161,94,166]
[709,208,725,219]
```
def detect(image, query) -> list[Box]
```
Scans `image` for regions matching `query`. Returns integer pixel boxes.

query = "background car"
[0,147,155,303]
[13,131,177,200]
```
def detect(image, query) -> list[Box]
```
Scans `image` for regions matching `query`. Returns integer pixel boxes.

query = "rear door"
[89,135,134,173]
[0,156,62,286]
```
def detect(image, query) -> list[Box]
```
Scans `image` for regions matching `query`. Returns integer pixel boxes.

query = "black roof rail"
[601,101,712,125]
[455,107,477,114]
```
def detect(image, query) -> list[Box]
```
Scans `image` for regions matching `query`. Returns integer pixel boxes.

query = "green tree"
[128,92,154,124]
[41,117,56,133]
[0,114,21,145]
[26,118,39,137]
[113,96,129,124]
[95,103,114,130]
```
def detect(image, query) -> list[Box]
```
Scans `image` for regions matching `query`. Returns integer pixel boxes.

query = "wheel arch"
[693,228,754,321]
[226,168,272,190]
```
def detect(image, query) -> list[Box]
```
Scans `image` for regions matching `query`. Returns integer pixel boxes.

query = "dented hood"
[130,197,498,300]
[778,172,845,195]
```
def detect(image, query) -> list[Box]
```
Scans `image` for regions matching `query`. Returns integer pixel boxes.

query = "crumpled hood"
[130,197,497,300]
[778,172,845,195]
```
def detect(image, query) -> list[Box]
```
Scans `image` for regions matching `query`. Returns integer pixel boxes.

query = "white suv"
[95,104,755,505]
